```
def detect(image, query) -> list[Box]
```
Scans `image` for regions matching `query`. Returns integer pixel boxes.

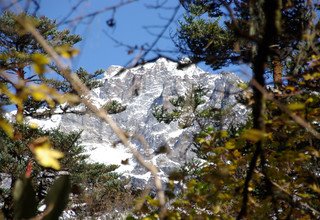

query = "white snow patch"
[168,129,184,138]
[142,62,155,69]
[27,114,62,130]
[38,205,46,212]
[85,143,135,173]
[104,65,125,79]
[129,172,151,181]
[0,173,11,190]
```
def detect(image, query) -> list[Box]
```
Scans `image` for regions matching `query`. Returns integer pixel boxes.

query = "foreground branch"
[237,0,281,218]
[17,15,167,218]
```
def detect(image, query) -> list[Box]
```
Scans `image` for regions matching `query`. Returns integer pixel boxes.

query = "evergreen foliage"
[152,85,208,126]
[0,11,130,219]
[0,2,319,219]
[0,11,103,118]
[177,0,319,85]
[153,1,320,219]
[0,124,127,218]
[102,100,127,114]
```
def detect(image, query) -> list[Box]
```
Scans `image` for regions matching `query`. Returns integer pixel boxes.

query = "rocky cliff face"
[30,58,247,186]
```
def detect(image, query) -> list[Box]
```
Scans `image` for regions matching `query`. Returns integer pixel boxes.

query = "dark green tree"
[159,1,320,219]
[0,11,103,119]
[177,0,319,87]
[0,124,127,218]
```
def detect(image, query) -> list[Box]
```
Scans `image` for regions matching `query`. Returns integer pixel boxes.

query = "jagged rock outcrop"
[31,58,247,186]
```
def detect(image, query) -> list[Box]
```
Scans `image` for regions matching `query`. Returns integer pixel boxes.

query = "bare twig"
[60,0,138,25]
[0,0,23,11]
[126,3,180,67]
[57,0,87,26]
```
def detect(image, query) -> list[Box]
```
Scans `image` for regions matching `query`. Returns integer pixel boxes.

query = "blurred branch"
[16,12,167,219]
[0,0,23,11]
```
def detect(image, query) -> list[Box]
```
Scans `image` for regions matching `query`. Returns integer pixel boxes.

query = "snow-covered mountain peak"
[31,58,248,186]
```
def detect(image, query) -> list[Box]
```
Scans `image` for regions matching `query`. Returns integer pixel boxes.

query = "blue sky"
[35,1,184,71]
[1,0,251,80]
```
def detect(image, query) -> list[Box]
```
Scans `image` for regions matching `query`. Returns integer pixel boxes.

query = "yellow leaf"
[32,63,46,74]
[238,82,248,90]
[61,48,79,59]
[220,130,228,138]
[288,102,305,111]
[225,140,235,149]
[309,184,320,194]
[284,86,296,93]
[31,53,50,64]
[303,74,313,81]
[55,45,79,59]
[0,119,14,138]
[242,129,266,142]
[29,122,39,129]
[305,97,313,104]
[31,90,47,101]
[31,137,64,170]
[31,53,50,74]
[213,205,221,214]
[65,94,79,103]
[16,112,23,124]
[233,150,241,158]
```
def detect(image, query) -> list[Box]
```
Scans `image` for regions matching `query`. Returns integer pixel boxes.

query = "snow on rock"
[85,143,135,173]
[32,58,247,187]
[0,173,11,190]
[27,114,62,130]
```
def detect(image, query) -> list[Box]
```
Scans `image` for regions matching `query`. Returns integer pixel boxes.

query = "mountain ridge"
[28,57,248,186]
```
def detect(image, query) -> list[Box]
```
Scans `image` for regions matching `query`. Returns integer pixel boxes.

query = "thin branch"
[255,170,320,216]
[16,13,167,219]
[221,0,258,42]
[57,0,87,26]
[238,0,281,218]
[104,31,178,55]
[250,79,320,139]
[145,0,168,9]
[0,0,23,11]
[60,0,138,25]
[126,4,180,67]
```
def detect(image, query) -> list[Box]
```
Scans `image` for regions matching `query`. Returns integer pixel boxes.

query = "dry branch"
[16,14,167,219]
